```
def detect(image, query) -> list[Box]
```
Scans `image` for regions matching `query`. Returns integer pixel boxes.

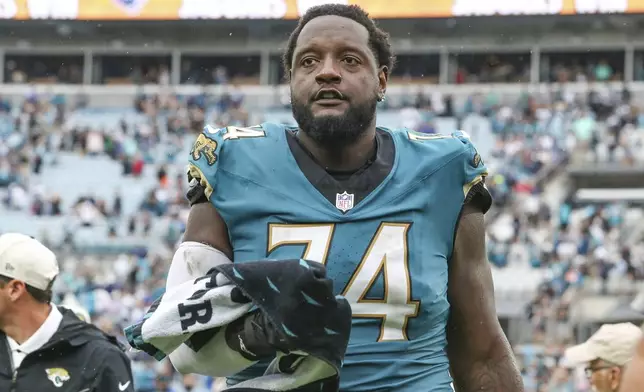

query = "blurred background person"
[560,323,642,392]
[0,233,133,392]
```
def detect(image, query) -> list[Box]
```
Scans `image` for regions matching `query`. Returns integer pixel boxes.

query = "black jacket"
[0,307,134,392]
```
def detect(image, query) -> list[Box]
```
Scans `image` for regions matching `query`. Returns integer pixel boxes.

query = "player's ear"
[378,66,388,92]
[379,65,389,82]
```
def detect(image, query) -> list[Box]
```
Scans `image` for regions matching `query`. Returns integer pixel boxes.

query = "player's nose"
[315,58,341,85]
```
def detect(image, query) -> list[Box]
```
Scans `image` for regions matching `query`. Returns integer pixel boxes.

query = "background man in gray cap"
[0,233,134,392]
[561,322,642,392]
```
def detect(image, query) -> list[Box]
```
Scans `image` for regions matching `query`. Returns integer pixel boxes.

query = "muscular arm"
[446,203,523,392]
[183,202,233,259]
[165,202,233,290]
[619,336,644,392]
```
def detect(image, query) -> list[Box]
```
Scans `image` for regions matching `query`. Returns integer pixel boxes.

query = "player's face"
[290,15,387,148]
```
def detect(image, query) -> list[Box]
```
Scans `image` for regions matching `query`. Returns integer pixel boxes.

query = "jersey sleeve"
[451,130,493,213]
[187,125,225,204]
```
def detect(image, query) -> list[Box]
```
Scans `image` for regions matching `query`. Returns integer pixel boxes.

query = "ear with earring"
[377,92,386,102]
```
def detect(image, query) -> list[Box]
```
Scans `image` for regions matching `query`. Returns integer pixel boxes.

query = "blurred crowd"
[4,52,642,85]
[485,86,644,390]
[2,70,644,391]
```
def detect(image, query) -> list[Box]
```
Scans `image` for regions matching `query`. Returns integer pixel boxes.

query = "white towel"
[125,259,351,392]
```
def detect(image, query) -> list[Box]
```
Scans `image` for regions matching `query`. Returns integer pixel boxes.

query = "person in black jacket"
[0,233,134,392]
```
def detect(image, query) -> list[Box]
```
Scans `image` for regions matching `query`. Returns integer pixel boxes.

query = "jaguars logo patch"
[191,134,218,166]
[472,153,482,167]
[46,368,70,387]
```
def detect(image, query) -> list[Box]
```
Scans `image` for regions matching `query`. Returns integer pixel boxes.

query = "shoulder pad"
[187,125,268,201]
[451,130,471,143]
[451,130,483,166]
[452,129,489,206]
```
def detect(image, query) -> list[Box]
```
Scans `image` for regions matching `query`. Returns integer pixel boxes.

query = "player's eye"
[300,57,317,67]
[342,56,360,66]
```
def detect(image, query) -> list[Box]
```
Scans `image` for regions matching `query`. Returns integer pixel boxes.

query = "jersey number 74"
[267,222,420,342]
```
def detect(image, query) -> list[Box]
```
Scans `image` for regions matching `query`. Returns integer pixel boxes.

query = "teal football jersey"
[187,123,489,392]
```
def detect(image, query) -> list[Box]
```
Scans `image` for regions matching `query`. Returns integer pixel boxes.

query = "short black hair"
[282,4,395,81]
[0,274,53,304]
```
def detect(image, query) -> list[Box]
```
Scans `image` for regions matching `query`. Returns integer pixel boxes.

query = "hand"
[225,311,291,360]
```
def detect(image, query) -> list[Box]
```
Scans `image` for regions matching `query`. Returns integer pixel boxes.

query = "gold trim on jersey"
[462,174,488,198]
[188,163,214,200]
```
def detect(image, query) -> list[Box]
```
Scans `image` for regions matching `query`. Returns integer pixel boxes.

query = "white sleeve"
[166,241,256,376]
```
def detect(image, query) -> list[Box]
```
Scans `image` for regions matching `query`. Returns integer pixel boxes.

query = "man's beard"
[291,97,377,150]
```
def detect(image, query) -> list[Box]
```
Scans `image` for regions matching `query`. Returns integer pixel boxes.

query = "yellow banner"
[1,0,643,20]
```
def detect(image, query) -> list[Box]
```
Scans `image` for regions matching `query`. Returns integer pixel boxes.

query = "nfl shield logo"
[335,191,354,212]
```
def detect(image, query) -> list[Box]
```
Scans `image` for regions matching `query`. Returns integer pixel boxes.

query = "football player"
[167,4,523,391]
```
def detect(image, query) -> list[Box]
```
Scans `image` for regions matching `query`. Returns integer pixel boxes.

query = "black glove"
[225,310,291,361]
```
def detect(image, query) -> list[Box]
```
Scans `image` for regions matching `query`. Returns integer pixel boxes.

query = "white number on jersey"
[407,131,449,141]
[268,222,419,342]
[222,126,266,141]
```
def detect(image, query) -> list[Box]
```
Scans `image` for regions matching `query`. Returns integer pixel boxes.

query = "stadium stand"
[1,11,644,392]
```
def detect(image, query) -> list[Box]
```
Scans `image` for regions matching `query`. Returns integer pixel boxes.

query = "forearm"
[169,325,256,377]
[447,208,524,392]
[450,334,523,392]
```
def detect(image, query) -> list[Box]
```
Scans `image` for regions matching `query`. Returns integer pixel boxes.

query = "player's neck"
[297,128,376,172]
[3,303,51,345]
